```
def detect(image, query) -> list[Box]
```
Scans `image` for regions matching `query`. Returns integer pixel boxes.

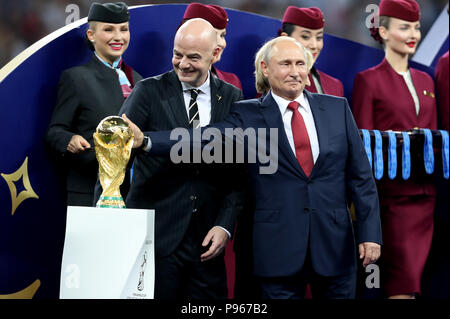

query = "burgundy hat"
[379,0,420,22]
[183,3,228,29]
[282,6,325,29]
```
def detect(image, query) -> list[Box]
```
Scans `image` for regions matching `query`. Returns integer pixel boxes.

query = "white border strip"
[412,4,449,66]
[0,18,87,83]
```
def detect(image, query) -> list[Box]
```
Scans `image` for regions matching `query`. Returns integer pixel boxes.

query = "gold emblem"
[423,90,435,98]
[1,157,39,215]
[0,157,40,298]
[0,279,41,299]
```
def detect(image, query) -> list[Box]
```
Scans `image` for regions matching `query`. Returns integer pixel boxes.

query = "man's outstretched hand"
[122,114,143,148]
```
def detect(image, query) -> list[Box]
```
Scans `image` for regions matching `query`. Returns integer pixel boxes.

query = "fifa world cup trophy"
[94,116,134,208]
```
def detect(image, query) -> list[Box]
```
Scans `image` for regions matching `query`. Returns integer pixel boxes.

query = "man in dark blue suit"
[124,36,382,299]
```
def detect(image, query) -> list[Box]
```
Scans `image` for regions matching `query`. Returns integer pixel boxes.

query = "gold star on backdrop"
[1,156,39,215]
[0,279,41,299]
[0,157,41,298]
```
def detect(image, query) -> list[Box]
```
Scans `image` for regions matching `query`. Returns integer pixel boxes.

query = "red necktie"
[287,101,314,177]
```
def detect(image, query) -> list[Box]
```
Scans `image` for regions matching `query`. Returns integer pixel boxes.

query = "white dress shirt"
[271,91,320,164]
[141,73,212,152]
[181,72,212,127]
[311,73,324,94]
[398,69,420,116]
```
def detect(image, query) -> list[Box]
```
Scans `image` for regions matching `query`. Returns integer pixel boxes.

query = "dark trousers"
[154,212,227,299]
[233,204,262,299]
[260,249,356,299]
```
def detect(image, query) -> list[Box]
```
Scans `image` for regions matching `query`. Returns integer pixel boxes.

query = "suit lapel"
[89,56,124,103]
[409,68,428,121]
[304,90,329,177]
[210,73,225,123]
[260,93,304,179]
[305,69,319,93]
[166,70,190,128]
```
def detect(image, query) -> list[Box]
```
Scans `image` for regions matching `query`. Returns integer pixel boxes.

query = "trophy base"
[96,196,126,209]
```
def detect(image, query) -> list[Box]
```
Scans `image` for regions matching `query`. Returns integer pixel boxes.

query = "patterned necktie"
[287,101,314,177]
[188,89,200,128]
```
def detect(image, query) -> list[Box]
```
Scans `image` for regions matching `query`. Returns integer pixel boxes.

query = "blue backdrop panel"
[0,4,440,298]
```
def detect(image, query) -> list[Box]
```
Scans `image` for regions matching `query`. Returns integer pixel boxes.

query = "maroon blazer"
[352,58,437,197]
[435,51,449,131]
[213,66,243,90]
[306,67,344,97]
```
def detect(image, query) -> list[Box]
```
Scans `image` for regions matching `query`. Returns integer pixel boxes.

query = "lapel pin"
[423,90,435,98]
[217,94,222,101]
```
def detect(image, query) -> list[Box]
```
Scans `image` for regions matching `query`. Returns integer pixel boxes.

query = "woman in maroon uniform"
[435,50,449,131]
[279,6,344,97]
[181,3,242,90]
[352,0,437,299]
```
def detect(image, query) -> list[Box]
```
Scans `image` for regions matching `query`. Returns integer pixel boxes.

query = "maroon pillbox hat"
[379,0,420,22]
[183,3,228,29]
[282,6,325,29]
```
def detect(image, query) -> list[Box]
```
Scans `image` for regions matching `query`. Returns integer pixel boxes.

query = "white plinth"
[59,206,155,299]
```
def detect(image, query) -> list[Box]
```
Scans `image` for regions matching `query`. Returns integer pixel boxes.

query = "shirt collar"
[271,90,310,115]
[181,72,210,95]
[95,52,121,69]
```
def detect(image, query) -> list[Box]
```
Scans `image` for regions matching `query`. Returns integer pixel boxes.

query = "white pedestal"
[59,206,155,299]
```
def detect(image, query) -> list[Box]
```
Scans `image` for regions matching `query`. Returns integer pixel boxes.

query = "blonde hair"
[254,36,314,94]
[88,21,98,31]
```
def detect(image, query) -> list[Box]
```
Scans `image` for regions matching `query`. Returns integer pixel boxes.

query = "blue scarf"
[95,52,132,98]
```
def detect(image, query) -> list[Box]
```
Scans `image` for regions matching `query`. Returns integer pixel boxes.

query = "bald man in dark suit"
[119,19,244,299]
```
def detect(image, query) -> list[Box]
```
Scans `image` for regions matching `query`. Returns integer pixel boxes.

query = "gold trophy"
[94,116,134,208]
